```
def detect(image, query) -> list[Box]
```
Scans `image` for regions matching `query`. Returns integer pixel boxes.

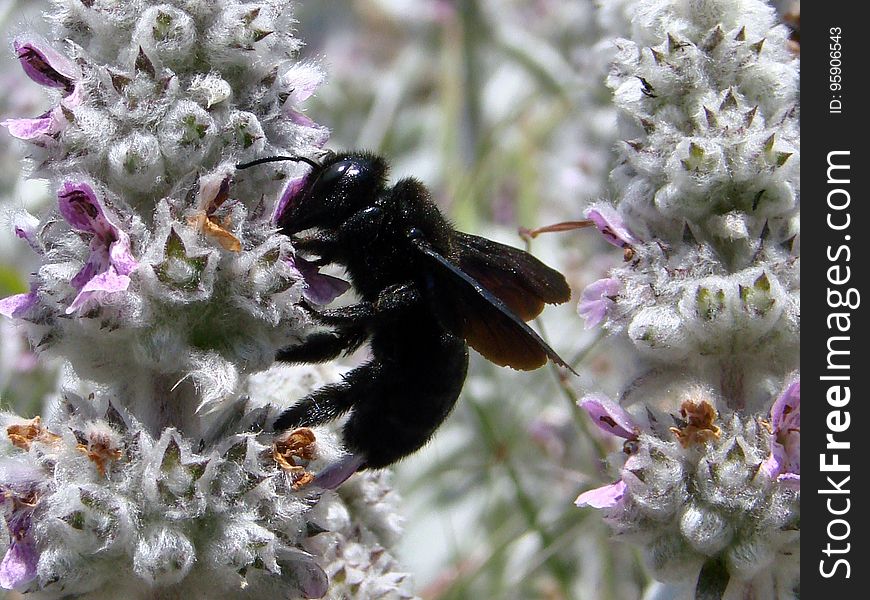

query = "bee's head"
[271,151,388,235]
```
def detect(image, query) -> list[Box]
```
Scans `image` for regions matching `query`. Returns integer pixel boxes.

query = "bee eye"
[408,227,423,240]
[311,159,359,197]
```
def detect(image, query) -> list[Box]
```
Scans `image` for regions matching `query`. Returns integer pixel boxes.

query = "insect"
[238,151,574,487]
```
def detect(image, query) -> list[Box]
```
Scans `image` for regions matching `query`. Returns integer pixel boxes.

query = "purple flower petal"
[58,182,111,235]
[2,86,80,144]
[579,394,638,440]
[759,452,782,480]
[0,512,38,591]
[80,267,133,294]
[314,453,366,490]
[66,266,132,314]
[274,171,312,224]
[70,248,108,291]
[762,378,800,481]
[285,109,316,128]
[575,480,627,509]
[0,537,38,590]
[108,236,138,277]
[57,182,138,313]
[578,277,620,329]
[772,380,800,469]
[61,84,84,110]
[14,39,78,93]
[0,291,38,319]
[287,255,350,305]
[302,272,351,305]
[585,204,639,248]
[1,113,54,140]
[13,213,41,254]
[279,65,324,106]
[770,452,798,479]
[771,379,800,432]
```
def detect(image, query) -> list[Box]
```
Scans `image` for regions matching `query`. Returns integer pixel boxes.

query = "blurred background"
[0,1,798,598]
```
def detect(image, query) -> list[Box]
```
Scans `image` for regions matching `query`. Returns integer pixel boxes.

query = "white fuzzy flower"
[0,362,413,598]
[0,2,413,598]
[576,0,799,596]
[0,0,342,431]
[577,384,799,598]
[577,0,799,409]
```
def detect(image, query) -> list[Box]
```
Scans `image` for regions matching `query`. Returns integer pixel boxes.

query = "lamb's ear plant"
[574,0,799,598]
[0,2,411,598]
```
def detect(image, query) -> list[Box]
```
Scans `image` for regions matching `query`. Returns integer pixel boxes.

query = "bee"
[238,151,573,487]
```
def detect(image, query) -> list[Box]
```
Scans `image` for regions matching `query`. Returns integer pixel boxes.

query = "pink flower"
[0,512,38,590]
[585,204,639,248]
[274,170,313,224]
[761,378,800,488]
[13,39,78,93]
[575,396,641,510]
[0,289,39,319]
[13,213,42,255]
[2,39,82,145]
[0,460,45,590]
[1,95,79,144]
[579,394,639,440]
[575,479,627,509]
[577,277,620,329]
[57,182,138,313]
[313,453,366,490]
[286,255,350,305]
[1,111,55,141]
[285,109,316,128]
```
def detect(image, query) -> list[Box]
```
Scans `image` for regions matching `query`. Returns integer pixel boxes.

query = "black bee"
[238,151,573,487]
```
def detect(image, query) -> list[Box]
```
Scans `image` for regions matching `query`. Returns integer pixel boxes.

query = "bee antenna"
[236,155,322,170]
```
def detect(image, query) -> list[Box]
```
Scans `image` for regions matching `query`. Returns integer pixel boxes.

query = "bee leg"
[306,282,422,328]
[273,379,357,430]
[273,361,378,430]
[293,231,340,263]
[276,327,367,364]
[305,302,376,327]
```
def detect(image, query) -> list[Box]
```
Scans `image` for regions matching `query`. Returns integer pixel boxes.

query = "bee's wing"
[412,237,575,373]
[454,232,571,321]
